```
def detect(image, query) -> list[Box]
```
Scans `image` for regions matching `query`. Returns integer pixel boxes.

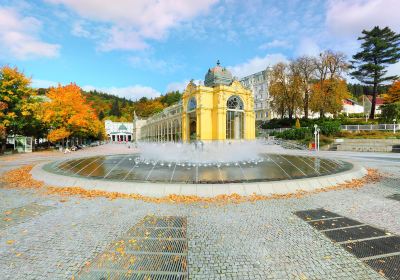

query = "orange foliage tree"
[310,79,350,116]
[41,83,105,145]
[383,80,400,104]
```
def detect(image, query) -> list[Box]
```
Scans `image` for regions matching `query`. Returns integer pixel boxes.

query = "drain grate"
[387,194,400,202]
[308,217,362,231]
[294,208,341,221]
[323,225,388,243]
[365,255,400,280]
[0,203,54,230]
[341,236,400,259]
[295,208,400,280]
[76,271,187,280]
[76,216,188,280]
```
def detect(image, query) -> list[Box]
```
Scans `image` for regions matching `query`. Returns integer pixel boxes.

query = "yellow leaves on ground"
[6,240,15,245]
[0,165,382,205]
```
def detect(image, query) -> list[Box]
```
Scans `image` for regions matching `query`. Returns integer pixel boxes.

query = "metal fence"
[341,124,399,131]
[259,127,291,134]
[259,124,399,134]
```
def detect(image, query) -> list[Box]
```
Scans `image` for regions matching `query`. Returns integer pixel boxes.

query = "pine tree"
[98,110,105,120]
[351,26,400,119]
[111,100,121,117]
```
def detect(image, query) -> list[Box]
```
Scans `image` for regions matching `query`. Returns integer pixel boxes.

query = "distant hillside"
[36,88,182,122]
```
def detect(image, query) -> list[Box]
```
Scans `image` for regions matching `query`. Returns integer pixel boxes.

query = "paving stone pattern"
[0,145,399,279]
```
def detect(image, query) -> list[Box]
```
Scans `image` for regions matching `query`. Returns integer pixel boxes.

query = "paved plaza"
[0,144,399,280]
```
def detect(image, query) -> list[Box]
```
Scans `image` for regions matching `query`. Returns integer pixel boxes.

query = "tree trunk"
[319,110,324,118]
[1,139,5,154]
[370,82,377,119]
[304,92,309,119]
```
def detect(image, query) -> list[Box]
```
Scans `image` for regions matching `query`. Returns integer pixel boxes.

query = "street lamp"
[394,119,397,133]
[314,124,320,151]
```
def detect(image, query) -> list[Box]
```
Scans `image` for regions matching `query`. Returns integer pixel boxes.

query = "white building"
[132,117,147,142]
[342,99,365,115]
[240,69,272,121]
[104,120,133,142]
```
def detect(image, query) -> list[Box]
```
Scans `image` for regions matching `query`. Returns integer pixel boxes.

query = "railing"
[341,124,399,131]
[259,127,291,134]
[259,124,399,133]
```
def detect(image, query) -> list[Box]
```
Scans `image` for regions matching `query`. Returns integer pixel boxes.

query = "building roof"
[204,60,233,87]
[366,95,384,105]
[118,124,128,131]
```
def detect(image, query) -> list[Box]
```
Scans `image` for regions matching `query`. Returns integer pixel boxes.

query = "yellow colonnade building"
[139,61,255,142]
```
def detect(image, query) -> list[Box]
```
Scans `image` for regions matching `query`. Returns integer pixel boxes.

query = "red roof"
[366,95,384,105]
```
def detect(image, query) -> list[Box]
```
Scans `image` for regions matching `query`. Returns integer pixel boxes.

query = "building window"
[187,97,197,112]
[226,96,244,140]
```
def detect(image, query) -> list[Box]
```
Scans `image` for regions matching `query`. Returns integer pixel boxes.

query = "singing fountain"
[31,62,366,197]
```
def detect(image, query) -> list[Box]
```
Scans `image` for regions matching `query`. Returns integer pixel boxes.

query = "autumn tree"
[310,79,350,116]
[268,62,302,120]
[0,66,36,153]
[383,80,400,103]
[293,56,316,119]
[311,50,349,117]
[351,26,400,119]
[41,83,104,147]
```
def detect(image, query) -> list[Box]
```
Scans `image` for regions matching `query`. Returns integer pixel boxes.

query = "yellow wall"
[182,80,255,141]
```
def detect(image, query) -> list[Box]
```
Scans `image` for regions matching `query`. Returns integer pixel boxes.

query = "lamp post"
[394,119,397,134]
[314,124,320,151]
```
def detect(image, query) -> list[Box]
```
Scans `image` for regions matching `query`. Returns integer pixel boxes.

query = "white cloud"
[71,20,92,38]
[82,85,161,100]
[259,39,290,49]
[0,7,60,59]
[296,37,320,56]
[129,56,167,71]
[326,0,400,38]
[228,53,288,78]
[31,79,59,88]
[46,0,218,51]
[166,79,202,92]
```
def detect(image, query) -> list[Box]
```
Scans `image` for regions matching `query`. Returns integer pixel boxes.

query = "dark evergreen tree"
[98,110,105,120]
[110,100,121,117]
[351,26,400,119]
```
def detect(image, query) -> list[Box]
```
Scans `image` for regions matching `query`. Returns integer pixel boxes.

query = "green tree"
[0,66,35,153]
[98,110,105,120]
[351,26,400,119]
[110,99,121,117]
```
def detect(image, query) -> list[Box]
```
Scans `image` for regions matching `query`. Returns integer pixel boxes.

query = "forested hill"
[37,88,182,122]
[347,83,389,98]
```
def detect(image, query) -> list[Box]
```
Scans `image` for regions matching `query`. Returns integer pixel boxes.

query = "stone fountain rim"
[30,154,367,198]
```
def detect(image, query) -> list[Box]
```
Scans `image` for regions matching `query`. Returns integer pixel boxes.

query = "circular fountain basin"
[43,154,352,184]
[30,153,367,198]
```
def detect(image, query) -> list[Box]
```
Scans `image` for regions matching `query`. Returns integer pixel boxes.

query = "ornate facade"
[138,62,255,142]
[240,68,273,121]
[104,120,133,142]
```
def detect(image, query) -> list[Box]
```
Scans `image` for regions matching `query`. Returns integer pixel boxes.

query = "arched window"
[187,97,197,112]
[226,96,244,140]
[227,95,244,110]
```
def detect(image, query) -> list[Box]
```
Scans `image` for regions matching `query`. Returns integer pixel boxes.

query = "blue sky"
[1,0,399,100]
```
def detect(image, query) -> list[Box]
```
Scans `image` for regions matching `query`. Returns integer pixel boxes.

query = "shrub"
[275,127,312,140]
[381,102,400,122]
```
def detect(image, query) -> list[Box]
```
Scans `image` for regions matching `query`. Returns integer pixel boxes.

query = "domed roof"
[118,124,127,131]
[204,60,233,87]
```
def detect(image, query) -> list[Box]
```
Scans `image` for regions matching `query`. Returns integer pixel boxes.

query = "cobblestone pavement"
[0,144,399,279]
